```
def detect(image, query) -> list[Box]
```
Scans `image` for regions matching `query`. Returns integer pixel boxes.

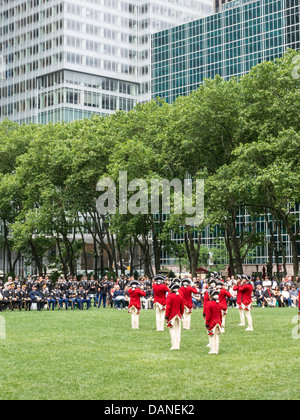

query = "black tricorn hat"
[169,281,180,291]
[128,280,140,288]
[153,274,165,283]
[181,278,192,286]
[172,278,182,285]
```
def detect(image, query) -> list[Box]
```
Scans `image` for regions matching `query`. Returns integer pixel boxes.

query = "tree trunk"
[267,238,273,278]
[224,227,235,277]
[28,238,43,276]
[184,229,201,279]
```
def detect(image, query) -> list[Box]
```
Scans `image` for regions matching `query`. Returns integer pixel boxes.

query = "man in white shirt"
[263,277,272,289]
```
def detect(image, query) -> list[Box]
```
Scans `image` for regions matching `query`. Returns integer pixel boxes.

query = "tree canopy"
[0,50,299,279]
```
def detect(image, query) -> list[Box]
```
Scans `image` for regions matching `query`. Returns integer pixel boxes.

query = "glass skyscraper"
[0,0,213,124]
[151,0,300,274]
[151,0,300,104]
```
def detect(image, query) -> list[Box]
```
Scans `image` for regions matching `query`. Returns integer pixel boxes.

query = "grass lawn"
[0,305,299,400]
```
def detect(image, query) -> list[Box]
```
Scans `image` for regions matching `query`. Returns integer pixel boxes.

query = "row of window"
[3,52,63,79]
[1,19,63,49]
[1,69,138,99]
[0,88,136,118]
[152,45,285,100]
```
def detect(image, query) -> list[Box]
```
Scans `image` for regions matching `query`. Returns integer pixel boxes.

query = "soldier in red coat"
[152,274,170,331]
[205,288,222,355]
[165,281,184,350]
[240,275,254,331]
[233,275,245,326]
[203,278,218,349]
[217,280,232,333]
[202,285,210,317]
[180,278,200,330]
[128,280,146,329]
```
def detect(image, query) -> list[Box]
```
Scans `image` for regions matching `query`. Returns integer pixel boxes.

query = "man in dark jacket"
[97,278,109,309]
[29,286,46,311]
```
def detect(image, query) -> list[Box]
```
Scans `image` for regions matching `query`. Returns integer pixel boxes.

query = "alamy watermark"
[291,313,300,340]
[96,172,204,226]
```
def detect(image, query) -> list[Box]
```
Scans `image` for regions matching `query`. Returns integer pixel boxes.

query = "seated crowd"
[0,273,299,312]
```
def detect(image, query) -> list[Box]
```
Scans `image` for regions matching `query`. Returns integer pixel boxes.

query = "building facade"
[0,0,213,124]
[151,0,300,275]
[151,0,300,104]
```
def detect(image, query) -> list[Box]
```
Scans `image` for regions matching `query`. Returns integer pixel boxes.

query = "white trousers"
[182,306,191,330]
[208,325,221,354]
[221,312,226,331]
[244,309,253,330]
[154,303,165,331]
[238,308,245,326]
[129,306,140,329]
[169,316,181,350]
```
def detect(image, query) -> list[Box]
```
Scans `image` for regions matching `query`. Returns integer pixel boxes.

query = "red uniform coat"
[203,291,210,314]
[218,288,232,312]
[153,283,169,308]
[165,292,184,326]
[239,283,253,307]
[179,286,199,311]
[128,288,146,312]
[233,284,243,306]
[205,300,222,333]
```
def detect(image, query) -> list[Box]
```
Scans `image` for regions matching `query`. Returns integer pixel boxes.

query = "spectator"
[263,285,276,307]
[263,277,272,289]
[4,276,14,290]
[107,283,116,308]
[143,286,154,310]
[254,277,263,289]
[271,277,279,290]
[97,278,109,309]
[29,285,46,311]
[192,291,202,309]
[228,283,237,307]
[281,286,291,307]
[254,284,264,307]
[289,286,299,307]
[273,286,283,307]
[118,275,127,291]
[113,285,126,310]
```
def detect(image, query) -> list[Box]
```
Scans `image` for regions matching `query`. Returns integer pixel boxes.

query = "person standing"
[88,276,99,307]
[205,288,222,355]
[217,280,232,333]
[152,275,169,331]
[179,278,200,330]
[233,275,245,326]
[97,278,109,309]
[128,280,146,329]
[240,275,254,331]
[165,281,184,350]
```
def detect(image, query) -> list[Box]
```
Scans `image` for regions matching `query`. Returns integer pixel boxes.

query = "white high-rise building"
[0,0,213,124]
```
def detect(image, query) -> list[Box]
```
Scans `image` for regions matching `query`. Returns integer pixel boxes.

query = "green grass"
[0,305,299,400]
